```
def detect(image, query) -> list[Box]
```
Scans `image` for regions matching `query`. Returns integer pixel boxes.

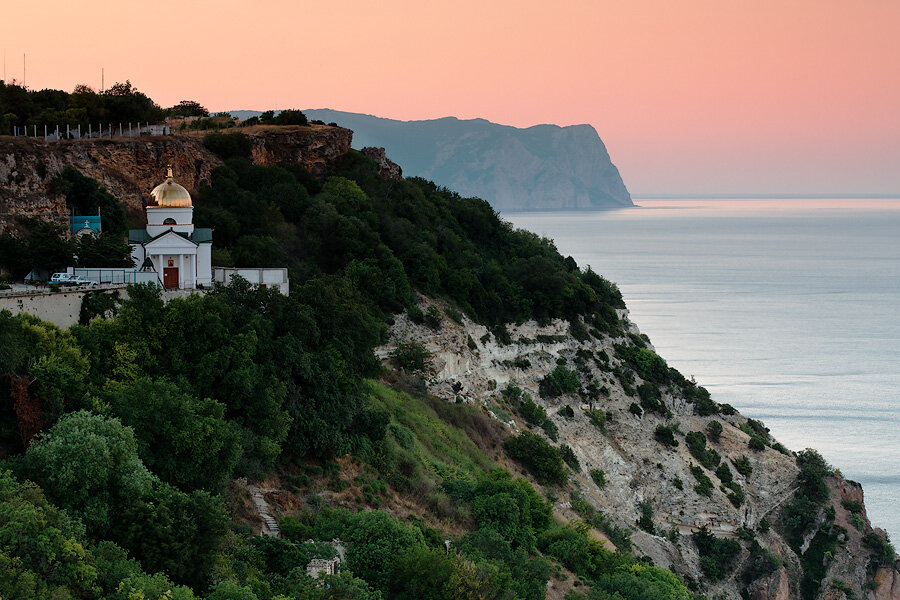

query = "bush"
[203,132,251,159]
[733,455,753,476]
[590,469,606,489]
[748,435,766,451]
[692,526,741,580]
[539,362,580,398]
[541,419,559,442]
[715,463,733,485]
[636,501,655,534]
[706,420,723,443]
[629,402,643,417]
[519,398,547,426]
[391,340,431,372]
[504,432,568,486]
[586,409,606,433]
[862,531,896,566]
[558,405,575,420]
[690,465,714,497]
[638,383,665,415]
[560,445,580,472]
[654,425,678,448]
[692,386,718,416]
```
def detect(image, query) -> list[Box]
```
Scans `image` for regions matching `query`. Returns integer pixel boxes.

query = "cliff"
[0,125,352,232]
[303,109,633,211]
[377,297,900,600]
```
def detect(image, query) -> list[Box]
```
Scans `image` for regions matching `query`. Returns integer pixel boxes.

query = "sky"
[4,0,899,196]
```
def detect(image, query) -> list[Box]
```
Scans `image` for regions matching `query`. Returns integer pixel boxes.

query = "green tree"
[22,410,153,533]
[344,511,426,591]
[503,432,567,486]
[103,378,242,492]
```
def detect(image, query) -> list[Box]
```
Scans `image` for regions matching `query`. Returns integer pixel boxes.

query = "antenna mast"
[23,53,25,88]
[101,67,104,93]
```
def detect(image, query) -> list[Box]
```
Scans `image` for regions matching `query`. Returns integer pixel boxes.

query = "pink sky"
[4,0,899,195]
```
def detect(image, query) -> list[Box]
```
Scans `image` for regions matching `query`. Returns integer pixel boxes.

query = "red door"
[163,268,179,289]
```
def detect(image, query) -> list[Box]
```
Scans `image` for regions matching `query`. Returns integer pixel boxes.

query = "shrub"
[558,405,575,420]
[391,340,430,372]
[733,455,753,476]
[504,432,568,486]
[586,409,606,433]
[692,526,741,580]
[539,362,580,398]
[636,501,655,534]
[560,445,580,472]
[202,132,251,159]
[862,531,896,566]
[743,541,781,582]
[719,403,737,415]
[706,420,723,443]
[723,482,745,507]
[406,304,425,324]
[690,465,714,497]
[519,398,547,426]
[715,463,733,485]
[444,306,463,324]
[541,419,559,442]
[841,499,863,514]
[590,469,606,489]
[424,305,442,329]
[673,476,684,490]
[654,425,678,448]
[628,402,643,417]
[638,383,665,415]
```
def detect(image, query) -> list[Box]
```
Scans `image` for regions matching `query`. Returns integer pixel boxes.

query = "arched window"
[163,218,177,225]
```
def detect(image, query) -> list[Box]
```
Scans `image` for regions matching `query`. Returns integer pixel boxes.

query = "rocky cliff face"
[305,109,633,211]
[377,298,899,600]
[0,125,352,232]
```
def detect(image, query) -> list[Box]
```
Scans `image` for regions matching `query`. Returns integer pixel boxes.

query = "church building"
[129,167,212,289]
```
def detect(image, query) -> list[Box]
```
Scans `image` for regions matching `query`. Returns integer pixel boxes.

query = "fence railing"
[7,122,170,141]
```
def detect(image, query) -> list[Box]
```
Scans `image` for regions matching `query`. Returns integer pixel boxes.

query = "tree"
[503,432,568,486]
[22,410,153,533]
[0,470,102,599]
[116,481,228,589]
[103,378,242,492]
[76,231,134,267]
[0,217,74,277]
[50,167,127,235]
[167,100,209,117]
[344,511,426,591]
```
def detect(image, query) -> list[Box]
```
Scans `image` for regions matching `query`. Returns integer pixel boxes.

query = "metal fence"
[7,122,170,141]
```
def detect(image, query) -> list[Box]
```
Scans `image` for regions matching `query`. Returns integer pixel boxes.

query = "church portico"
[129,167,212,290]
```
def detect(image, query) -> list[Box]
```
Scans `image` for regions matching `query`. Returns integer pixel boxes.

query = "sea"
[506,199,900,542]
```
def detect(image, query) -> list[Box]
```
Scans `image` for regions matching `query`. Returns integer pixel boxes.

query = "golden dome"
[150,166,192,208]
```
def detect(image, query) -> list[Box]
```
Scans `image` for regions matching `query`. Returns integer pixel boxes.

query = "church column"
[178,254,184,289]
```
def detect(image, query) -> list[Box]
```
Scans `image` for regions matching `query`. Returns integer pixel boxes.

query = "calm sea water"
[507,199,900,541]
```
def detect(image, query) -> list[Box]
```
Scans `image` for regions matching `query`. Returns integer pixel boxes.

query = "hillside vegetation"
[0,119,895,600]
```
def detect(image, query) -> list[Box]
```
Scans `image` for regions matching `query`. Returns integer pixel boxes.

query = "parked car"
[49,273,96,287]
[50,272,77,285]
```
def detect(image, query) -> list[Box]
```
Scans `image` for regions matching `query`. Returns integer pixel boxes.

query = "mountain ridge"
[231,109,633,211]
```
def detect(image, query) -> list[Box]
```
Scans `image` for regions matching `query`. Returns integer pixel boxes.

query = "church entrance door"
[163,268,179,289]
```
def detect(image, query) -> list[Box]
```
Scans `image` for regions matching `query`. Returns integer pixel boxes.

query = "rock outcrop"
[304,109,633,211]
[377,296,898,600]
[361,147,402,180]
[0,124,352,232]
